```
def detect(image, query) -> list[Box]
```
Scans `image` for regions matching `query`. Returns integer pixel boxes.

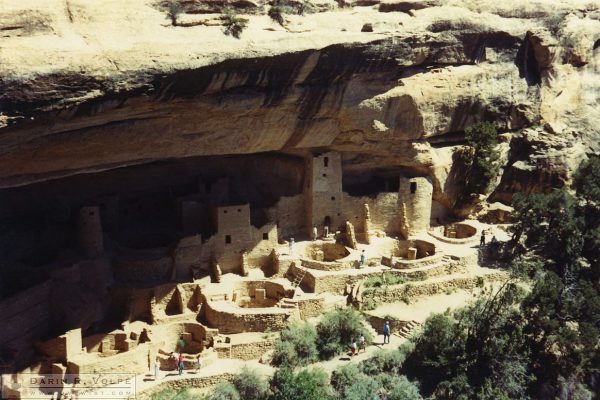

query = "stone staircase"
[396,320,422,339]
[276,298,299,309]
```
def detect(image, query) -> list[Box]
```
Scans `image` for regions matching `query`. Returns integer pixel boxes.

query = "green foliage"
[404,282,531,398]
[459,122,501,200]
[385,375,423,400]
[363,272,408,288]
[360,298,379,311]
[268,0,314,26]
[359,348,409,376]
[331,363,421,400]
[272,321,318,368]
[330,364,379,400]
[210,383,240,400]
[166,1,183,26]
[270,368,334,400]
[316,307,373,360]
[220,9,248,38]
[574,155,600,204]
[232,367,269,400]
[152,388,207,400]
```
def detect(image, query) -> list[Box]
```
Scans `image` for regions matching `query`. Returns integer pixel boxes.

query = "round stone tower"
[398,177,433,238]
[77,206,104,258]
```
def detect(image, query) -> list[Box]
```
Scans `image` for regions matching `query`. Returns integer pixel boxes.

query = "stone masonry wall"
[203,299,292,334]
[342,192,402,237]
[0,280,51,367]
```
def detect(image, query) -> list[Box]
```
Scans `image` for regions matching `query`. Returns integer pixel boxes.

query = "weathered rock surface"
[0,0,599,213]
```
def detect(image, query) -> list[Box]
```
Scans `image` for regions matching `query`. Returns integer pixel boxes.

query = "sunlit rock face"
[0,0,598,207]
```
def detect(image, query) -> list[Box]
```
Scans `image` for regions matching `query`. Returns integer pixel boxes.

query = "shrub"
[270,368,334,400]
[152,388,207,400]
[360,349,407,376]
[221,9,248,38]
[361,298,379,311]
[363,272,407,288]
[267,0,314,26]
[272,321,318,368]
[210,383,240,400]
[232,367,269,400]
[166,1,183,26]
[331,365,379,400]
[316,307,372,360]
[385,376,423,400]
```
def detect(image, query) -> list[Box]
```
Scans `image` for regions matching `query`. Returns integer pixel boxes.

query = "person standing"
[480,231,486,247]
[178,354,184,375]
[358,335,366,353]
[312,226,318,241]
[154,357,160,380]
[360,250,365,267]
[177,336,186,352]
[196,355,202,372]
[383,321,391,344]
[289,237,295,255]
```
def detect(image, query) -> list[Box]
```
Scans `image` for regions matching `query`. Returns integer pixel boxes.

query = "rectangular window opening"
[225,235,231,244]
[410,182,417,194]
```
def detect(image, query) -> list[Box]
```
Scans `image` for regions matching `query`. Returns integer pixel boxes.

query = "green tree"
[272,321,318,368]
[232,367,269,400]
[404,283,531,398]
[386,376,422,400]
[330,364,379,400]
[210,383,240,400]
[166,1,183,26]
[316,307,372,360]
[269,368,334,400]
[459,121,501,200]
[220,9,249,39]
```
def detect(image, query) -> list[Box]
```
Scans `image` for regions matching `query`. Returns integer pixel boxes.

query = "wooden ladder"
[291,265,307,289]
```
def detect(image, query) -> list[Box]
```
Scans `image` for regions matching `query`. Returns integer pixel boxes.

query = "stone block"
[407,247,417,260]
[255,289,266,301]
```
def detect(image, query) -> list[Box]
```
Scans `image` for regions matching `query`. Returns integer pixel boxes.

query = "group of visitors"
[349,335,367,357]
[347,321,392,357]
[153,336,203,380]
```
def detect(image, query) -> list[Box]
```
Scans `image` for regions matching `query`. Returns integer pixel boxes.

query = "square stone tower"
[304,152,343,235]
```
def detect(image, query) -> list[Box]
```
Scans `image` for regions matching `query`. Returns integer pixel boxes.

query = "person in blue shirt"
[383,321,391,344]
[359,250,365,267]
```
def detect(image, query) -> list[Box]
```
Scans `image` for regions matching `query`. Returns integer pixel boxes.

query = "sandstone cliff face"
[0,0,599,212]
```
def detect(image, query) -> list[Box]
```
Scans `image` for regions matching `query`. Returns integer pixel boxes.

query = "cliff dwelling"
[0,148,502,395]
[1,0,599,397]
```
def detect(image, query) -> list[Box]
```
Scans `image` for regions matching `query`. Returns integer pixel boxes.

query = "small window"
[324,157,329,167]
[88,211,95,216]
[237,209,241,212]
[410,182,417,194]
[224,210,228,214]
[337,213,341,216]
[331,196,336,201]
[262,233,268,240]
[225,235,231,244]
[322,173,327,177]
